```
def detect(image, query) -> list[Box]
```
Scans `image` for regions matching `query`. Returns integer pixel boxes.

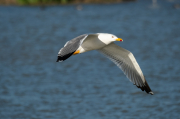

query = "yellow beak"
[116,38,123,42]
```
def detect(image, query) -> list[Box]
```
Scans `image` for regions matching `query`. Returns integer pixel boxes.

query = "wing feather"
[98,43,153,95]
[56,34,88,62]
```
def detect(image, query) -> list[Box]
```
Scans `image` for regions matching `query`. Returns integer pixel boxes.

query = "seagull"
[56,33,154,95]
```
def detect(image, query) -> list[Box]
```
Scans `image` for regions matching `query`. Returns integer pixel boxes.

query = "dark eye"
[112,36,114,38]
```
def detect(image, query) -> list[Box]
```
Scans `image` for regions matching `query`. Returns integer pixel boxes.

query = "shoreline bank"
[0,0,136,5]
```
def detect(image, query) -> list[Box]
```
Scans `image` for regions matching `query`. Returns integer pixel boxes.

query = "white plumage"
[57,33,153,95]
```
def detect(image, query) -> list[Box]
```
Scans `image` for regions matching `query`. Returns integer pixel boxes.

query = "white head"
[97,33,123,45]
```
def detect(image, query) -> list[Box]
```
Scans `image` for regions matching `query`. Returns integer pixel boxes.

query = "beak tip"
[116,38,123,42]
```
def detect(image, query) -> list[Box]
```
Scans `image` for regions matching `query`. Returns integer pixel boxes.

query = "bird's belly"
[81,39,106,51]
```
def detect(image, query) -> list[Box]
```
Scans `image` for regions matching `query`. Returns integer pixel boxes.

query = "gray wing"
[98,43,153,95]
[56,34,88,62]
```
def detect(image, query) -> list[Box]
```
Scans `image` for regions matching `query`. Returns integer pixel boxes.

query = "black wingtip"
[144,80,154,95]
[56,52,75,62]
[136,80,153,95]
[56,56,63,62]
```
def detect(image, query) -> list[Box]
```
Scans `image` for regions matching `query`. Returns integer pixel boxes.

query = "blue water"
[0,0,180,118]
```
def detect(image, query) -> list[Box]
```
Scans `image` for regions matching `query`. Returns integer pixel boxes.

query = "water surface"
[0,0,180,118]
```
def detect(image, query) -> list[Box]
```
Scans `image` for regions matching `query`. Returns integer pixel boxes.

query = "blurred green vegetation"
[0,0,134,5]
[17,0,71,5]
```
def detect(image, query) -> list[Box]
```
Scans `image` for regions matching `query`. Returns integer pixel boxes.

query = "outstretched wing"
[98,43,153,95]
[56,34,88,62]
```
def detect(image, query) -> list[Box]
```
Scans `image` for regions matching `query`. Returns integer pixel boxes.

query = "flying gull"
[56,33,154,95]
